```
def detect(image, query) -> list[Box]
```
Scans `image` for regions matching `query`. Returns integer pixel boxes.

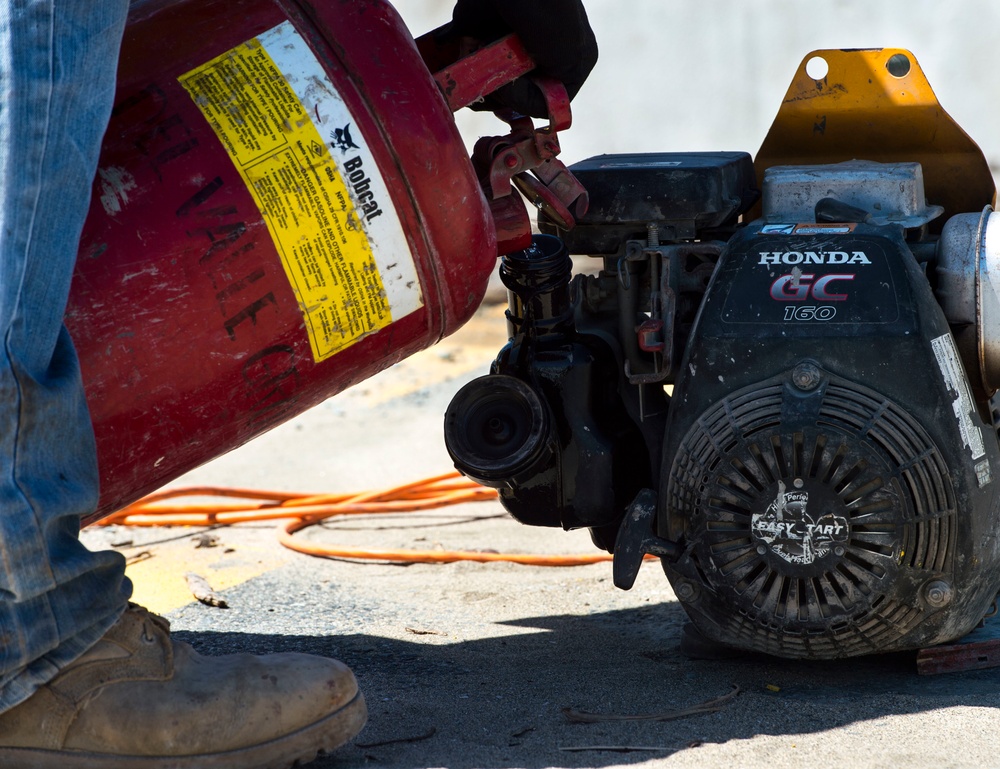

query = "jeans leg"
[0,0,132,711]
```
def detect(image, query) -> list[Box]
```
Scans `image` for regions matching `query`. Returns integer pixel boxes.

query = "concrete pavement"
[80,298,1000,769]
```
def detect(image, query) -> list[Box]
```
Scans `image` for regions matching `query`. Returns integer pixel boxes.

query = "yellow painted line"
[123,533,289,615]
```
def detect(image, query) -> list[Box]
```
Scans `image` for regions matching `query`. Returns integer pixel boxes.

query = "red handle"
[414,26,583,253]
[427,33,535,112]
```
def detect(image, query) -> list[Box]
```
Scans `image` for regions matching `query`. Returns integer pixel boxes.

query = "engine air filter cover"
[537,152,759,255]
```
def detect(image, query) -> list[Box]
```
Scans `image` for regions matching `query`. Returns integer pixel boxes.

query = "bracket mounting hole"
[886,53,911,78]
[806,56,829,81]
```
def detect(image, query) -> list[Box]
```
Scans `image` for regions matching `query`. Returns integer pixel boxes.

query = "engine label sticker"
[722,236,898,326]
[761,223,857,235]
[931,334,990,484]
[179,22,422,362]
[760,224,796,235]
[751,481,849,565]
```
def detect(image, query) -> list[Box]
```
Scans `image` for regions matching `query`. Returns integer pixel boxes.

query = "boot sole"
[0,689,367,769]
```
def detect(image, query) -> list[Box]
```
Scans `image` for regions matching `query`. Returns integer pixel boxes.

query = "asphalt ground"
[80,298,1000,769]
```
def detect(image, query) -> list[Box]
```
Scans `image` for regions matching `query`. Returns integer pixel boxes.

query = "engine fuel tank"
[68,0,497,521]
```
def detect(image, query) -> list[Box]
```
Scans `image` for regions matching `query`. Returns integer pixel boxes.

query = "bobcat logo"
[330,123,359,153]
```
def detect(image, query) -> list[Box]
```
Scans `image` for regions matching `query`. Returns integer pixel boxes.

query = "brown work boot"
[0,604,366,768]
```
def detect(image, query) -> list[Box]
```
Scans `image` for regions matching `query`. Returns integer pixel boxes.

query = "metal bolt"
[756,544,768,555]
[834,545,846,557]
[675,581,696,601]
[791,361,822,391]
[793,478,804,489]
[504,153,519,169]
[924,579,954,609]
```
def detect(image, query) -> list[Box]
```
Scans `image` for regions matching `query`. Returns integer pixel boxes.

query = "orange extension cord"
[96,471,622,567]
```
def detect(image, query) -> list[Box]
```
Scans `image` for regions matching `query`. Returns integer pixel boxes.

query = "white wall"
[390,0,1000,182]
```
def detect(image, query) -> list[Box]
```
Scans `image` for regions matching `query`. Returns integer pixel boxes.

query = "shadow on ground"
[174,602,1000,768]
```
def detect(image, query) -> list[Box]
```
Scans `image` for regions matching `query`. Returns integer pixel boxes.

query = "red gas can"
[67,0,497,521]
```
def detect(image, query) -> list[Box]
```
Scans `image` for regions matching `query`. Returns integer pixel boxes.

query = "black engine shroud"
[660,222,1000,655]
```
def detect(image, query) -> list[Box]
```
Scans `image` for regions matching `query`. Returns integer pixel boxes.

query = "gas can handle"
[415,29,573,132]
[415,27,582,252]
[420,33,532,109]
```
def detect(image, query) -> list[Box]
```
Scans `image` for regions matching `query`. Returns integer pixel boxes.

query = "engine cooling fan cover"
[663,373,957,658]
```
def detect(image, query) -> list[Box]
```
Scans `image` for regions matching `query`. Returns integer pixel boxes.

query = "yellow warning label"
[179,33,391,362]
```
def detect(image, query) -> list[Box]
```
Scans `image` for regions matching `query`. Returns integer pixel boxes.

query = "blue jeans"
[0,0,132,711]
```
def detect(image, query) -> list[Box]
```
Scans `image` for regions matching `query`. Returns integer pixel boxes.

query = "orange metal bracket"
[754,48,996,227]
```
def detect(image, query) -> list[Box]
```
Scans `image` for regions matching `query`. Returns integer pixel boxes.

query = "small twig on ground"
[355,727,437,748]
[184,572,229,608]
[125,550,152,566]
[562,684,740,724]
[559,745,675,753]
[404,626,447,636]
